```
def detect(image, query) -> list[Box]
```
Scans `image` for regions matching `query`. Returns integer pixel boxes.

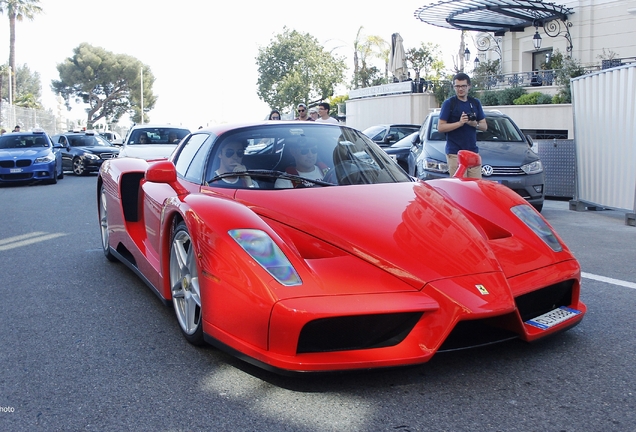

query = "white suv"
[118,124,191,160]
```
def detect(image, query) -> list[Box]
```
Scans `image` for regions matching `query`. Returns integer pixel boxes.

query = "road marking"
[582,272,636,290]
[0,232,67,251]
[0,232,48,245]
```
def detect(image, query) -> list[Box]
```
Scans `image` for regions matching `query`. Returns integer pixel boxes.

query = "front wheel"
[73,157,86,175]
[170,222,204,345]
[99,185,117,262]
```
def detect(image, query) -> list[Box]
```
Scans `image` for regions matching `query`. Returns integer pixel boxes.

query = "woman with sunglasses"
[275,138,329,188]
[211,139,257,188]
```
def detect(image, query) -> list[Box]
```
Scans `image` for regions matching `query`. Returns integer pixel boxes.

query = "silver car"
[414,110,545,211]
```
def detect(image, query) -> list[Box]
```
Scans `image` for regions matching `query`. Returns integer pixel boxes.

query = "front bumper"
[203,261,584,373]
[0,161,57,182]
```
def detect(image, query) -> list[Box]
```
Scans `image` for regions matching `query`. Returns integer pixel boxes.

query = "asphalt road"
[1,175,635,431]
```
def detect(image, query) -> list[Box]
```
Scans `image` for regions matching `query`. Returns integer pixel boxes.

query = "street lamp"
[464,47,471,62]
[474,57,480,68]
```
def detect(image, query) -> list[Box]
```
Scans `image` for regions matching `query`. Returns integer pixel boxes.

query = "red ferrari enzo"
[97,122,585,373]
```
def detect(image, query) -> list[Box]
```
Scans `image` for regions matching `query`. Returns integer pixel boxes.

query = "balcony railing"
[472,70,557,90]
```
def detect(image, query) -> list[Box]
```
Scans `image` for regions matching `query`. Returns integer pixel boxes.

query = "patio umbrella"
[389,33,407,82]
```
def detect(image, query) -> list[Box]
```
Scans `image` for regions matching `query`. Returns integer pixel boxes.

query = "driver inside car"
[209,139,258,188]
[275,138,330,188]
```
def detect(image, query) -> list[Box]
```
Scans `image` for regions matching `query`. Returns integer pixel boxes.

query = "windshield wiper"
[207,169,334,187]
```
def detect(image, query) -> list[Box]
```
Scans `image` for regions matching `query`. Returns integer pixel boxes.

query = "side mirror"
[145,160,176,183]
[525,134,534,147]
[384,134,396,143]
[454,150,482,178]
[145,160,189,195]
[412,134,421,145]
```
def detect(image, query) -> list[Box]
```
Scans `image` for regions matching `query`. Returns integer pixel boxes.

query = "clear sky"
[1,0,462,130]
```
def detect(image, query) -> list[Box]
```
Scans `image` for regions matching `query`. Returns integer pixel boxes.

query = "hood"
[237,182,503,289]
[0,148,50,158]
[425,140,538,166]
[119,144,176,160]
[76,146,119,155]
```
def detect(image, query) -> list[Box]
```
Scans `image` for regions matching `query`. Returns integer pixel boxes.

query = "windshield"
[0,134,49,149]
[67,134,112,147]
[128,127,190,145]
[361,125,386,141]
[189,124,412,189]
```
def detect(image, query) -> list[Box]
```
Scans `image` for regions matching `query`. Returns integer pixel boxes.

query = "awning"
[414,0,573,36]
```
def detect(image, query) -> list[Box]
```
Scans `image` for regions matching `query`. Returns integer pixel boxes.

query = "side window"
[175,133,213,183]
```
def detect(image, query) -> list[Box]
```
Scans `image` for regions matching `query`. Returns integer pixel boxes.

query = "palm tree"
[365,35,390,82]
[0,0,43,99]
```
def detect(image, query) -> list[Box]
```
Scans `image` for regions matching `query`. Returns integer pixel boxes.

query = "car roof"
[129,124,190,130]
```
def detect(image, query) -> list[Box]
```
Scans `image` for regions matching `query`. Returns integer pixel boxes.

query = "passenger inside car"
[274,137,330,188]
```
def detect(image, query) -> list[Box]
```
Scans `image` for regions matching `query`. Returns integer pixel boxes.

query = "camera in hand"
[467,113,477,121]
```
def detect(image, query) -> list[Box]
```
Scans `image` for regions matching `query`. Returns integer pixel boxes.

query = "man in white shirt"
[275,139,329,188]
[314,102,339,124]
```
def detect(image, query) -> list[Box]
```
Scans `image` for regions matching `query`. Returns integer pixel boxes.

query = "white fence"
[1,102,68,135]
[571,64,636,225]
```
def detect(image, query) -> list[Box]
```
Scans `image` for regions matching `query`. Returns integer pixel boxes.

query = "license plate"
[525,306,581,330]
[10,168,22,173]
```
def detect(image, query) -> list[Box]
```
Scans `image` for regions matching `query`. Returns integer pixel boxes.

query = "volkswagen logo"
[482,164,494,177]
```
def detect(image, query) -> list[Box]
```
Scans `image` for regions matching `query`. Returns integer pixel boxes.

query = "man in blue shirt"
[437,72,487,178]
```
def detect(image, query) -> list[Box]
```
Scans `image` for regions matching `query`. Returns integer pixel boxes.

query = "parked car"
[97,121,585,374]
[414,110,545,211]
[51,130,119,176]
[362,124,420,146]
[0,129,63,184]
[100,131,123,144]
[383,131,420,175]
[118,124,191,160]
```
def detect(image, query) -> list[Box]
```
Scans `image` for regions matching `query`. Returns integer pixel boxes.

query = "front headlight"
[521,160,543,175]
[84,153,100,160]
[35,154,56,163]
[229,229,302,286]
[511,205,562,252]
[423,157,448,173]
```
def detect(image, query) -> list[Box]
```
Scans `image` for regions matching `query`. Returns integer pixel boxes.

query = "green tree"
[328,94,348,117]
[544,49,585,103]
[351,28,390,88]
[405,42,445,81]
[471,59,500,90]
[256,27,346,112]
[0,62,42,107]
[51,43,157,127]
[0,0,43,98]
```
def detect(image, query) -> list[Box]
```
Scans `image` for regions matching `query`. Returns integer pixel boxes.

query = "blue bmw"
[0,129,63,185]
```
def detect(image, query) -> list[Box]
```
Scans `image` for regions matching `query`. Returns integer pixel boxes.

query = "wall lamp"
[533,24,542,50]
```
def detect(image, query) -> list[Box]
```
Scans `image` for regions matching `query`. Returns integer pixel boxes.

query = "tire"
[170,222,204,345]
[73,157,86,175]
[99,185,117,262]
